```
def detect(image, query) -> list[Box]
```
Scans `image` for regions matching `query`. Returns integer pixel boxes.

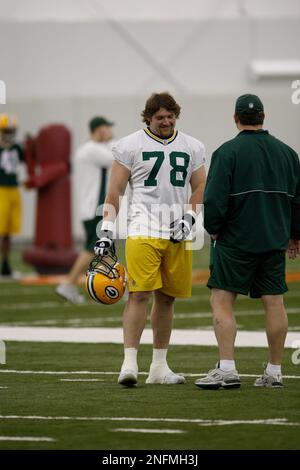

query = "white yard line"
[0,415,298,427]
[0,318,123,327]
[175,308,300,318]
[196,420,300,427]
[111,428,185,434]
[0,321,245,330]
[1,302,68,310]
[59,379,105,382]
[0,370,299,379]
[1,307,300,321]
[0,301,99,310]
[0,436,55,442]
[187,373,299,378]
[0,386,8,389]
[0,288,55,296]
[0,326,300,347]
[0,370,121,375]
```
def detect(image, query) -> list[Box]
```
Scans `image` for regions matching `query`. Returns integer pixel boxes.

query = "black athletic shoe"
[1,259,12,276]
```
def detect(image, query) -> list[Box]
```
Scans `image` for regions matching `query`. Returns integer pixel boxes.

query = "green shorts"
[207,241,288,298]
[83,216,102,253]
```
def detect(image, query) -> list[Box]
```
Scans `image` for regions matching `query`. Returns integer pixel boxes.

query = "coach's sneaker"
[146,365,186,385]
[195,365,241,390]
[254,370,283,388]
[118,368,138,387]
[56,283,85,304]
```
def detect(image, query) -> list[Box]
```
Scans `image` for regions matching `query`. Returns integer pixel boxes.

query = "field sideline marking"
[2,301,300,315]
[1,302,67,310]
[0,288,58,296]
[2,291,300,301]
[3,307,300,322]
[0,436,55,442]
[0,369,299,379]
[197,420,300,427]
[0,326,299,347]
[0,415,299,427]
[111,428,185,434]
[59,379,105,382]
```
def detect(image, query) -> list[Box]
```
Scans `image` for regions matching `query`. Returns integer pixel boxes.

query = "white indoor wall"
[1,8,300,239]
[1,18,300,99]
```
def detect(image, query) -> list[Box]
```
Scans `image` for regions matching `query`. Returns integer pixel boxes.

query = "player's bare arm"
[287,239,300,260]
[94,161,131,256]
[189,165,206,213]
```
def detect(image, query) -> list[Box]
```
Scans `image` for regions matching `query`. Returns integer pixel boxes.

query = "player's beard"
[157,125,174,139]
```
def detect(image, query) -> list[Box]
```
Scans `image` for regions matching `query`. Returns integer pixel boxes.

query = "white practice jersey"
[112,128,205,238]
[75,140,114,221]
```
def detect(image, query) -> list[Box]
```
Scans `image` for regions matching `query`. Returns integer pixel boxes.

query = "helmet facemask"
[88,252,121,280]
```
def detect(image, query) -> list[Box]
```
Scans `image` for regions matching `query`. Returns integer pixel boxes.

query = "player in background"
[56,117,114,303]
[195,94,300,390]
[0,114,24,277]
[94,92,206,386]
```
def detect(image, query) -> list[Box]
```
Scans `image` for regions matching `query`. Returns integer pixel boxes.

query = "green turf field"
[0,243,300,450]
[0,343,300,450]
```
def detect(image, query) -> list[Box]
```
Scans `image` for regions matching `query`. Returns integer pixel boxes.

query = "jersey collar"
[238,129,269,135]
[144,127,178,145]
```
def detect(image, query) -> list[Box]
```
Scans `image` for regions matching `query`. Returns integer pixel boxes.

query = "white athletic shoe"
[118,369,138,387]
[146,365,186,385]
[195,365,241,390]
[56,283,85,304]
[11,270,22,280]
[254,370,283,388]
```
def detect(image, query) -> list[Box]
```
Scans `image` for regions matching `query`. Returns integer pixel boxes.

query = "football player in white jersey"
[95,92,206,386]
[56,117,114,303]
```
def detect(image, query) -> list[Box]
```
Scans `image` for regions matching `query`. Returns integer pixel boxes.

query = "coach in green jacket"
[195,94,300,390]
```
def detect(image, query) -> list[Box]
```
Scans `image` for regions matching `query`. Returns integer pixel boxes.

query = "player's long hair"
[141,92,181,125]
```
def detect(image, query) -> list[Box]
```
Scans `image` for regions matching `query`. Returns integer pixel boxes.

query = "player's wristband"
[183,210,197,227]
[101,220,115,232]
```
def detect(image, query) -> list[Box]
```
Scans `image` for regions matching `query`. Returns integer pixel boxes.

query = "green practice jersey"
[204,130,300,253]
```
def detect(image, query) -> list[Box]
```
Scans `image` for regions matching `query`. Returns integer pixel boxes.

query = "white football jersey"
[112,128,205,238]
[75,140,114,221]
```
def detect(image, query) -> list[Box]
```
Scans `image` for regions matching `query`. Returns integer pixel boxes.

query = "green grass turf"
[1,243,300,330]
[0,342,300,450]
[0,242,300,450]
[0,282,300,331]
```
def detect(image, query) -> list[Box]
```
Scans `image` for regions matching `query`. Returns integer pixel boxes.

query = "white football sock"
[266,362,281,376]
[151,348,168,367]
[219,360,236,372]
[121,348,138,372]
